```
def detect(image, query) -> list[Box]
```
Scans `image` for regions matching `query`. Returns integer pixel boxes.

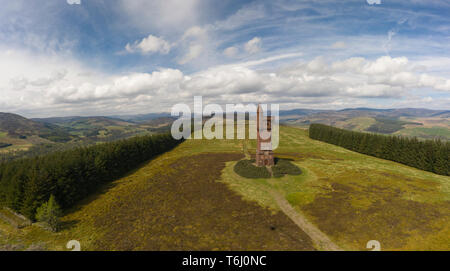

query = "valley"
[0,112,174,161]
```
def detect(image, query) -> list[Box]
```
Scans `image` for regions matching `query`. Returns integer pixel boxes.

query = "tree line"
[0,133,182,220]
[309,124,449,176]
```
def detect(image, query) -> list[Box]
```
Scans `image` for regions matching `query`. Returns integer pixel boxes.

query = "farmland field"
[283,112,450,141]
[0,125,448,251]
[395,126,450,140]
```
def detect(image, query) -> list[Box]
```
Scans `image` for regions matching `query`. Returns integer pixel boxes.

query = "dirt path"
[269,190,343,251]
[241,140,342,250]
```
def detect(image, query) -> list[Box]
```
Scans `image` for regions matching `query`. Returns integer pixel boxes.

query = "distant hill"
[431,110,450,118]
[280,107,447,119]
[110,112,172,123]
[279,109,325,116]
[0,113,177,160]
[33,116,134,127]
[0,112,73,142]
[1,106,448,158]
[281,108,450,140]
[1,112,51,136]
[141,117,175,127]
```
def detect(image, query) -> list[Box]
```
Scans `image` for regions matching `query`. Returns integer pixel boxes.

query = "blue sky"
[0,0,449,117]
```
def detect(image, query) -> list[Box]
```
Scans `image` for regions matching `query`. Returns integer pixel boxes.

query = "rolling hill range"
[0,112,73,141]
[0,112,74,155]
[1,107,448,157]
[281,108,450,140]
[0,112,174,160]
[1,125,448,251]
[33,116,148,140]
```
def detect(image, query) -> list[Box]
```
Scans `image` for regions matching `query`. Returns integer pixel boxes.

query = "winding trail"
[269,190,343,251]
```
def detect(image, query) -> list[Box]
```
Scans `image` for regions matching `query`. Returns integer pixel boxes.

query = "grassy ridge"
[220,126,449,250]
[0,133,315,251]
[0,125,448,250]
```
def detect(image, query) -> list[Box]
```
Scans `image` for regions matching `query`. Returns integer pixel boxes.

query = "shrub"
[272,159,302,178]
[234,159,271,178]
[0,143,12,149]
[36,195,62,232]
[234,158,302,179]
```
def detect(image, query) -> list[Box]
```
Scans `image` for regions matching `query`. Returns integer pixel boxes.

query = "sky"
[0,0,449,117]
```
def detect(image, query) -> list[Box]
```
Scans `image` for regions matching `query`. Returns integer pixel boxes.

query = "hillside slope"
[0,113,73,155]
[0,113,174,160]
[223,126,450,250]
[0,134,315,251]
[0,112,72,142]
[1,125,448,251]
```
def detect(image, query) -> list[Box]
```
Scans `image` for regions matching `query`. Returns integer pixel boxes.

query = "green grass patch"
[396,126,450,140]
[366,118,421,134]
[223,125,450,250]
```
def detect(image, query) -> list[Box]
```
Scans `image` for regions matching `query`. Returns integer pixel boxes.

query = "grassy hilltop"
[1,125,449,251]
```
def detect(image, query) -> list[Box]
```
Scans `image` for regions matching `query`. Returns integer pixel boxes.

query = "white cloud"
[118,0,201,32]
[50,69,185,103]
[67,0,81,5]
[1,49,449,116]
[362,56,409,74]
[215,3,266,31]
[237,53,303,68]
[125,35,172,55]
[331,41,346,49]
[244,37,262,54]
[182,26,207,40]
[223,46,239,58]
[383,29,397,54]
[178,44,203,64]
[367,0,381,5]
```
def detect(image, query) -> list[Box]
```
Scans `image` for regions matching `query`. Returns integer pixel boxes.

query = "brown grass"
[91,153,315,251]
[301,181,450,250]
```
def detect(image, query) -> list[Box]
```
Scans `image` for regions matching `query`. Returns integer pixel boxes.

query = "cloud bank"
[1,48,448,116]
[1,0,449,116]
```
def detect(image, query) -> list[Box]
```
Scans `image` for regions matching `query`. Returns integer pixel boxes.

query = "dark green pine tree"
[308,123,449,177]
